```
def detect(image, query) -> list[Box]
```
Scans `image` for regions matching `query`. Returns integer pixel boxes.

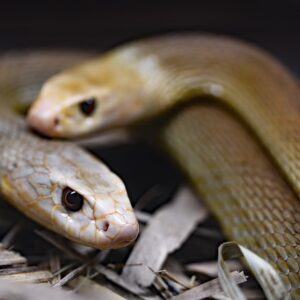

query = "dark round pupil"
[62,187,84,212]
[79,98,96,116]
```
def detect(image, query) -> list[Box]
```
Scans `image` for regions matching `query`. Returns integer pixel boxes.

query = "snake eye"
[79,97,96,116]
[62,187,84,212]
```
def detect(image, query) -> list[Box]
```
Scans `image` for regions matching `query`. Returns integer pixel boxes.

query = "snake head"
[27,52,153,138]
[5,141,139,249]
[27,81,128,138]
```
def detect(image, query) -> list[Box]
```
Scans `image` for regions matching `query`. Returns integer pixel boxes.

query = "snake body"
[0,53,139,250]
[28,35,300,295]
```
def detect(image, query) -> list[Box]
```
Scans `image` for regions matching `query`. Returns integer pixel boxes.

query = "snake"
[0,52,139,250]
[26,34,300,296]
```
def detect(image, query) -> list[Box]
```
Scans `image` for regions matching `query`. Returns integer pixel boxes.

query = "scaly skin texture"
[0,53,139,249]
[28,35,300,295]
[163,104,300,297]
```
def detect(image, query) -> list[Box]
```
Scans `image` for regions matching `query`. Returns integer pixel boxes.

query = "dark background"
[1,0,299,203]
[1,0,300,73]
[1,0,300,261]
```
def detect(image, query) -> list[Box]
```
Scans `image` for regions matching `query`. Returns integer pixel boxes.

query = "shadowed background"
[1,0,299,71]
[1,0,299,262]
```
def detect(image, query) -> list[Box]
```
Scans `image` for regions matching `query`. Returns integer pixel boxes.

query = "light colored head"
[27,54,149,138]
[5,141,138,249]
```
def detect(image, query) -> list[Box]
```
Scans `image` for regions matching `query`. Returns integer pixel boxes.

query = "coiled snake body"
[25,35,300,296]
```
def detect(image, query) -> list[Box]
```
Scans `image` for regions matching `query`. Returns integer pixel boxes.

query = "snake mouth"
[113,240,133,248]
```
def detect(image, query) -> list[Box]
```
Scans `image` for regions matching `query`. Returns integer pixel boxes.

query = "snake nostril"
[54,117,60,127]
[102,221,109,232]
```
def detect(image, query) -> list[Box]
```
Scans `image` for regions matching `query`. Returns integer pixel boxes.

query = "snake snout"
[27,113,50,136]
[109,221,139,249]
[96,212,139,249]
[27,104,60,137]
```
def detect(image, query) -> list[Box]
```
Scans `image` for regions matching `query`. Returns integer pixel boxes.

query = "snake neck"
[113,35,300,196]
